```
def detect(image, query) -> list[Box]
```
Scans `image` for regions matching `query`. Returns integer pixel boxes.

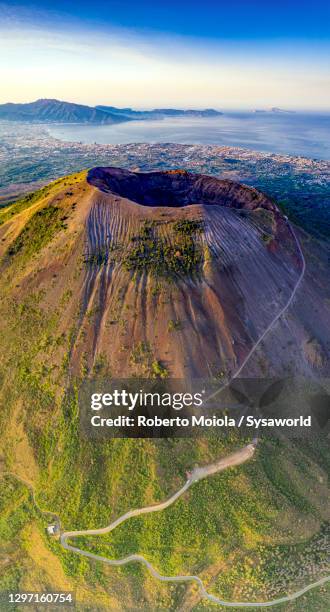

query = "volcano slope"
[0,168,329,609]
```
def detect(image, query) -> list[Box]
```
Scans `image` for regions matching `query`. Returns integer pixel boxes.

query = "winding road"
[3,222,327,608]
[58,222,323,608]
[228,222,306,382]
[60,441,329,609]
[205,221,306,404]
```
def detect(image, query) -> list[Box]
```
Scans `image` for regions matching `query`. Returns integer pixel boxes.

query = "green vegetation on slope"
[0,177,329,609]
[0,477,35,593]
[129,341,168,378]
[124,219,204,278]
[0,185,57,227]
[68,436,329,603]
[7,206,68,262]
[0,173,84,227]
[4,284,325,603]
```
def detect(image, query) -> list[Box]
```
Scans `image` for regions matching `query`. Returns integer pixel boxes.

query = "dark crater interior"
[88,167,276,212]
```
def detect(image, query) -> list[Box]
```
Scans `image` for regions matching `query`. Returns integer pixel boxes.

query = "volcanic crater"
[87,166,277,211]
[0,166,309,380]
[76,167,303,377]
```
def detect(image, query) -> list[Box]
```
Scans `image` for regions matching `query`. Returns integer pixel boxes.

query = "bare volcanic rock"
[79,167,303,378]
[3,167,327,383]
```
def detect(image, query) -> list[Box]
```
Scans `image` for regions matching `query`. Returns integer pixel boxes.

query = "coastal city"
[1,121,329,240]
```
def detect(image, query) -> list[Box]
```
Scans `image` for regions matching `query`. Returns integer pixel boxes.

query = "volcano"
[0,167,328,381]
[79,167,305,378]
[1,167,330,607]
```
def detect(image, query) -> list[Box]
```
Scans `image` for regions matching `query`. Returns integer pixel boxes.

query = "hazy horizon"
[1,1,329,111]
[1,97,330,114]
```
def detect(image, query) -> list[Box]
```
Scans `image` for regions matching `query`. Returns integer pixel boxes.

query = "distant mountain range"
[96,105,223,120]
[0,99,124,124]
[0,98,223,124]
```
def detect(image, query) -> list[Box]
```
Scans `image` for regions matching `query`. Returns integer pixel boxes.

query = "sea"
[47,111,330,160]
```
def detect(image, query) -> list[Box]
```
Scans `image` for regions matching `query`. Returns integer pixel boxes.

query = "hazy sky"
[1,1,329,110]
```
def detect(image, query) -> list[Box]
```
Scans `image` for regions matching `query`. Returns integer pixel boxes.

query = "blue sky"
[5,0,330,40]
[1,1,329,109]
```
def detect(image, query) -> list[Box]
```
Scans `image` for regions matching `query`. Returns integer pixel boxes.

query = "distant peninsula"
[0,98,223,124]
[96,105,223,120]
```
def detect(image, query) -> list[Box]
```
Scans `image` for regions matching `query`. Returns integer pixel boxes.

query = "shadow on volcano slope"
[87,166,277,210]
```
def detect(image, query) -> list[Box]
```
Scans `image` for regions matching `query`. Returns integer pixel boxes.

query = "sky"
[0,0,329,110]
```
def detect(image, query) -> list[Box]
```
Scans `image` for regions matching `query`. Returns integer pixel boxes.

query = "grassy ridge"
[0,171,86,227]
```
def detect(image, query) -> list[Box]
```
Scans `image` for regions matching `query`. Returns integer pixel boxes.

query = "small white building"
[46,524,59,536]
